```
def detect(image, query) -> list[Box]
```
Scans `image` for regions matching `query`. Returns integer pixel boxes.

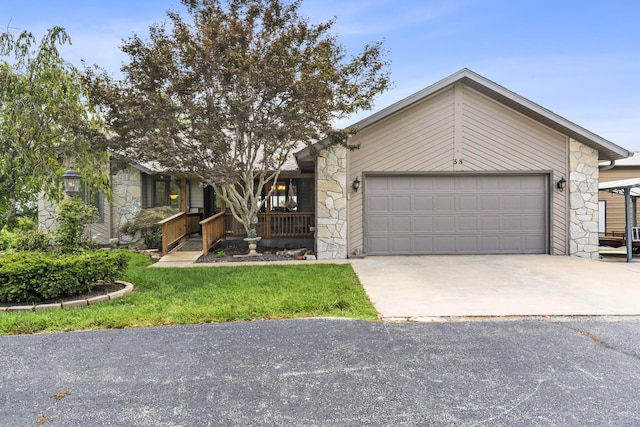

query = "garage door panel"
[435,195,455,210]
[479,196,500,211]
[368,196,389,212]
[390,196,411,211]
[435,216,455,232]
[524,235,545,252]
[390,217,411,232]
[414,196,433,210]
[413,236,434,252]
[367,216,388,232]
[434,236,456,253]
[389,176,413,191]
[368,237,390,254]
[457,236,479,252]
[523,214,545,229]
[501,195,523,210]
[479,216,500,230]
[390,237,411,252]
[479,236,500,252]
[413,216,434,232]
[456,216,478,231]
[501,236,524,252]
[456,196,478,210]
[365,175,547,255]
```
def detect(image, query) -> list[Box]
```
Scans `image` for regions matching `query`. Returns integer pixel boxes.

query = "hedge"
[0,251,128,303]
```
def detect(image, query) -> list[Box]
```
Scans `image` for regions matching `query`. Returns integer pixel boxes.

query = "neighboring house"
[599,152,640,234]
[38,68,631,260]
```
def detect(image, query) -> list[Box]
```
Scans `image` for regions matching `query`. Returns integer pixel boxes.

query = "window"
[80,183,104,223]
[267,180,298,212]
[153,178,181,209]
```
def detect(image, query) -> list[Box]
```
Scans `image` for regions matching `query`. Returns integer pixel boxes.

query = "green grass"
[0,252,379,335]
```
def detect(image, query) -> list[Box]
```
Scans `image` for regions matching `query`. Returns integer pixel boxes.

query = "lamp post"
[62,165,82,198]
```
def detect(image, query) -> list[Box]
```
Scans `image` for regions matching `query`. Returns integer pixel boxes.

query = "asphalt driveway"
[350,254,640,319]
[2,318,640,426]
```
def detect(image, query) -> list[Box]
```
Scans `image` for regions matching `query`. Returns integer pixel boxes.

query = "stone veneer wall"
[569,138,599,260]
[316,146,348,259]
[37,195,60,235]
[111,165,143,244]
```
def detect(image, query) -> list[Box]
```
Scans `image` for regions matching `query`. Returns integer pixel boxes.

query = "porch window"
[153,178,181,209]
[268,180,298,212]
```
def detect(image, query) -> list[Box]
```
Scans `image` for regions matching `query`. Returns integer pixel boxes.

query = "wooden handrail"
[200,212,226,255]
[158,211,186,254]
[224,212,314,238]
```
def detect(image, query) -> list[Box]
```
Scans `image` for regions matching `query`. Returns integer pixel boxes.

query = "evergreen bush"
[0,250,128,303]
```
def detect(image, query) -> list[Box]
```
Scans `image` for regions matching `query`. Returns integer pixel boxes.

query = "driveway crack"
[555,323,640,361]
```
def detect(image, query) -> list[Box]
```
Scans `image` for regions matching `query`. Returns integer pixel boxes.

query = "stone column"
[316,145,348,259]
[111,166,142,244]
[568,138,599,260]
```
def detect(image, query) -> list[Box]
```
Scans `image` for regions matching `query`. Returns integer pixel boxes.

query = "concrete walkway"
[350,254,640,319]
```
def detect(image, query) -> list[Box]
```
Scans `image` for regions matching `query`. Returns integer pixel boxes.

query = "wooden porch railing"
[158,211,202,254]
[225,212,315,238]
[160,211,314,256]
[200,212,227,256]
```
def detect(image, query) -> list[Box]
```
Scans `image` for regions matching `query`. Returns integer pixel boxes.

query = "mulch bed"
[196,241,313,263]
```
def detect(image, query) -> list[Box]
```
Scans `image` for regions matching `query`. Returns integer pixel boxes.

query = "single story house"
[39,68,631,260]
[599,152,640,234]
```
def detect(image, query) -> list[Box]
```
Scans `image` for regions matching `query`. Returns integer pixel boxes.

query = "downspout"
[625,188,633,263]
[599,160,616,171]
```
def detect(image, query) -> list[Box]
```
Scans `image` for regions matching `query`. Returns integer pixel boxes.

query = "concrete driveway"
[350,254,640,319]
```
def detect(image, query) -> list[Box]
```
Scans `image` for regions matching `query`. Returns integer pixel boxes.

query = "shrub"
[0,230,15,251]
[11,229,52,252]
[119,206,177,249]
[0,250,128,303]
[54,198,98,253]
[6,215,37,233]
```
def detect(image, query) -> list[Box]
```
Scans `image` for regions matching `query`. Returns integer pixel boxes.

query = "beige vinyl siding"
[88,195,111,244]
[348,87,456,252]
[348,82,569,255]
[599,168,640,233]
[460,85,568,255]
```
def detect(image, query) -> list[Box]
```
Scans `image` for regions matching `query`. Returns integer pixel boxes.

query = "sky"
[2,0,639,151]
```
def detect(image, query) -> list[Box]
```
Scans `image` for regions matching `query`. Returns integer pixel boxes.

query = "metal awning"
[599,178,640,262]
[599,177,640,197]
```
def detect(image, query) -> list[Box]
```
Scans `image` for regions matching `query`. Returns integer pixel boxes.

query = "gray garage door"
[365,175,547,255]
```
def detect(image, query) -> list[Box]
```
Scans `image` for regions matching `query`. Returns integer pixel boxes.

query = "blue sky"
[2,0,639,151]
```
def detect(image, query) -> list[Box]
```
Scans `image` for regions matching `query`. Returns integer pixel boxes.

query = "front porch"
[158,211,315,256]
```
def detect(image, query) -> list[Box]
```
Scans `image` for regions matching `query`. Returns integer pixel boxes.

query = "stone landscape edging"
[0,280,134,312]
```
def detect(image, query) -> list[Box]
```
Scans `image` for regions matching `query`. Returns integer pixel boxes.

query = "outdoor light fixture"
[62,165,82,198]
[352,177,361,192]
[556,177,566,192]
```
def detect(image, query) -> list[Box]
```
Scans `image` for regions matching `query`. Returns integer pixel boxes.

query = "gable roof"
[296,68,629,166]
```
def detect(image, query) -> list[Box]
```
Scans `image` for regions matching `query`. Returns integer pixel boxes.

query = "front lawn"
[0,253,379,335]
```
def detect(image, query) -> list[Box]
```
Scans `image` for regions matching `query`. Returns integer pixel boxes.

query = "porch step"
[175,236,203,252]
[155,250,201,266]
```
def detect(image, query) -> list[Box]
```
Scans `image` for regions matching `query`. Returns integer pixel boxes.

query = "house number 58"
[453,159,463,165]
